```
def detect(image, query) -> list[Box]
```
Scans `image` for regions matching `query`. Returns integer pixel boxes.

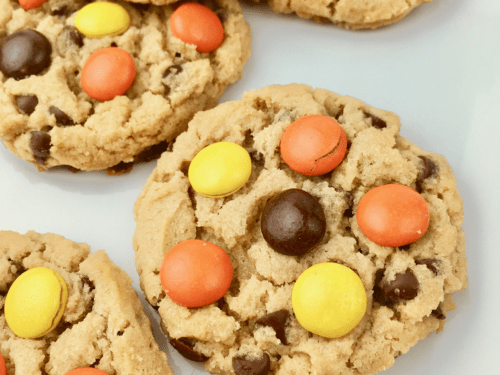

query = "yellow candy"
[75,2,130,39]
[188,142,252,198]
[292,263,367,338]
[5,267,68,339]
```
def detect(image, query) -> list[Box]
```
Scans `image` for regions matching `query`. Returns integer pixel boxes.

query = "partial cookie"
[253,0,433,29]
[133,84,467,375]
[0,0,250,172]
[0,230,173,375]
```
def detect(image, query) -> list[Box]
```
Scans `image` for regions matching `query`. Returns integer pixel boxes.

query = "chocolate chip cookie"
[0,0,250,172]
[253,0,433,29]
[133,84,467,375]
[0,230,173,375]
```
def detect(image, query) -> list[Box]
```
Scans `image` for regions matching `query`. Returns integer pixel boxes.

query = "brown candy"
[30,131,51,165]
[233,353,271,375]
[169,337,208,362]
[0,30,52,80]
[49,106,75,126]
[261,189,326,256]
[382,269,419,300]
[255,310,289,344]
[16,95,38,115]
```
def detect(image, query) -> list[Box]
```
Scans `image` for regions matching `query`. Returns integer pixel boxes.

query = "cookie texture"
[0,0,250,172]
[0,230,173,375]
[133,84,467,375]
[254,0,433,29]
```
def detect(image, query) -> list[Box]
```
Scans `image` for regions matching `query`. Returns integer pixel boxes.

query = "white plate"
[1,0,499,374]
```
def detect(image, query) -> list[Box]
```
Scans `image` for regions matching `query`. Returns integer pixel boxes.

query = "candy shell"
[188,142,251,198]
[5,267,68,339]
[280,114,347,176]
[170,3,224,53]
[292,263,366,338]
[18,0,48,10]
[0,353,6,375]
[81,47,135,101]
[160,239,233,307]
[75,2,130,38]
[356,184,430,247]
[64,368,110,375]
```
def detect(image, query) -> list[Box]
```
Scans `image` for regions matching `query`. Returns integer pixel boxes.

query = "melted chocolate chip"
[261,189,326,256]
[382,269,419,300]
[256,310,289,344]
[49,106,75,126]
[0,30,52,80]
[134,141,169,163]
[372,269,393,307]
[365,112,387,129]
[416,156,438,192]
[170,337,208,362]
[415,258,440,275]
[233,353,271,375]
[16,95,38,115]
[163,65,183,78]
[431,306,446,320]
[30,131,52,165]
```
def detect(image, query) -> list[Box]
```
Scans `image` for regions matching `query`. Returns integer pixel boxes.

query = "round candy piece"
[280,114,347,176]
[0,353,6,375]
[64,368,110,375]
[160,239,233,308]
[188,142,251,198]
[292,263,367,338]
[261,189,326,256]
[356,184,430,247]
[170,3,224,53]
[18,0,48,10]
[75,2,131,38]
[5,267,68,339]
[0,30,52,80]
[81,47,135,101]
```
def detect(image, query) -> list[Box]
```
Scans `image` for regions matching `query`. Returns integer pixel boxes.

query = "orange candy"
[0,353,6,375]
[18,0,48,9]
[81,47,135,101]
[160,239,233,308]
[64,369,109,375]
[356,184,430,247]
[170,3,224,53]
[280,114,347,176]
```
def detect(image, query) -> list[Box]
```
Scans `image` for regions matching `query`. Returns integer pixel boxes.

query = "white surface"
[1,0,499,374]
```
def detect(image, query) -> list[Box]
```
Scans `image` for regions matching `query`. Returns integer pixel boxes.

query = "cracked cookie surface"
[133,84,467,375]
[253,0,433,29]
[0,230,173,375]
[0,0,250,172]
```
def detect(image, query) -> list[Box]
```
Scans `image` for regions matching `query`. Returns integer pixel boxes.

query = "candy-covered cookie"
[0,0,250,172]
[133,84,467,375]
[0,230,173,375]
[253,0,433,29]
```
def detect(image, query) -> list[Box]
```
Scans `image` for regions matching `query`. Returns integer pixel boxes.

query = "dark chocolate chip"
[233,353,271,375]
[256,310,289,344]
[49,106,75,126]
[372,269,393,306]
[30,131,52,165]
[415,258,440,276]
[365,112,387,129]
[416,156,438,192]
[16,94,38,115]
[431,306,446,320]
[344,192,354,217]
[0,30,52,80]
[398,244,411,251]
[382,269,419,300]
[170,337,208,362]
[110,42,118,47]
[175,52,182,58]
[134,141,170,163]
[261,189,326,256]
[163,65,183,78]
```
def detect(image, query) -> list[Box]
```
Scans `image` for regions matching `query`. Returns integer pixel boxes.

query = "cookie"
[0,230,173,375]
[133,84,467,375]
[253,0,433,29]
[0,0,251,172]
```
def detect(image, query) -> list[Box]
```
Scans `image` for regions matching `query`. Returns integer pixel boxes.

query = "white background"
[1,0,499,374]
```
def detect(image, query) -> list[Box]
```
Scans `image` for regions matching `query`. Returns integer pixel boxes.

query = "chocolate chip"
[261,189,326,256]
[415,258,440,275]
[49,106,74,126]
[110,42,118,47]
[170,337,208,362]
[134,141,169,163]
[16,94,38,115]
[233,353,271,375]
[344,192,354,217]
[398,244,411,251]
[80,275,95,292]
[106,161,133,175]
[372,269,393,306]
[416,156,437,192]
[431,306,446,320]
[30,131,52,165]
[163,65,183,78]
[0,30,52,80]
[365,112,387,129]
[57,26,84,52]
[382,269,419,300]
[52,5,69,16]
[256,310,289,344]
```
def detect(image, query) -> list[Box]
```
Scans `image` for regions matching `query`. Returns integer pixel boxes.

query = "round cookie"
[133,84,467,375]
[0,230,174,375]
[253,0,433,30]
[0,0,250,172]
